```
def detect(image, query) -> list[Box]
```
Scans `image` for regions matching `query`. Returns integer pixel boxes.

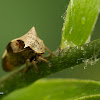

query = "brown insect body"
[2,27,48,72]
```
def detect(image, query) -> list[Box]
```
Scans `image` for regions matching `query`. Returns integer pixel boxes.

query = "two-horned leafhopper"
[2,27,52,73]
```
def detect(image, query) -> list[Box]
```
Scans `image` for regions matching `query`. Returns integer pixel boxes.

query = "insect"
[2,27,52,73]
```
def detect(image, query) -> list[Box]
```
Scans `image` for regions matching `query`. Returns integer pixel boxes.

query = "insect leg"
[39,56,48,63]
[45,46,53,55]
[24,59,30,73]
[32,61,39,73]
[39,56,51,67]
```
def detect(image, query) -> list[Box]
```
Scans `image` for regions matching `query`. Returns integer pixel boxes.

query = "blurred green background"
[0,0,100,81]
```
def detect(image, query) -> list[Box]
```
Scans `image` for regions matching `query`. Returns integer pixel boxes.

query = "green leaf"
[77,95,100,100]
[2,79,100,100]
[61,0,100,49]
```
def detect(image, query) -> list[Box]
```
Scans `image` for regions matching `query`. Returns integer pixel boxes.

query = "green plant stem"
[0,39,100,98]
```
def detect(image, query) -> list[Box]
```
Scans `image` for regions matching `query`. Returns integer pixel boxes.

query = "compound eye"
[10,40,25,53]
